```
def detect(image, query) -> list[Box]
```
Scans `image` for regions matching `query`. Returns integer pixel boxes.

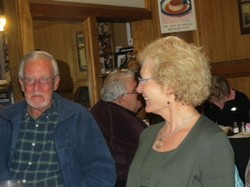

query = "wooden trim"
[84,16,101,106]
[210,58,250,78]
[30,1,152,22]
[4,0,35,102]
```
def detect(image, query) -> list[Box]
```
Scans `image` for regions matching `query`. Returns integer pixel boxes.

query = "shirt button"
[32,143,35,146]
[35,124,39,127]
[28,162,32,165]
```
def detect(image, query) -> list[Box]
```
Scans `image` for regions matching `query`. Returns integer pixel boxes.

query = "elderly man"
[0,51,116,187]
[90,70,147,187]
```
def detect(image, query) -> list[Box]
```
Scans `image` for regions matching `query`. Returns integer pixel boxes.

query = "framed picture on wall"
[115,52,127,69]
[238,0,250,34]
[76,32,87,71]
[158,0,197,33]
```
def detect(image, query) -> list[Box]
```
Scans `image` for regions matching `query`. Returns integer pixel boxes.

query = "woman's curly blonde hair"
[137,36,211,106]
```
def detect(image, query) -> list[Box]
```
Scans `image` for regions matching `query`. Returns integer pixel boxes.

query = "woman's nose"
[136,84,143,93]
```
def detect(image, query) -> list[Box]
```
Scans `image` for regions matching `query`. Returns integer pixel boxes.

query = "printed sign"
[158,0,197,33]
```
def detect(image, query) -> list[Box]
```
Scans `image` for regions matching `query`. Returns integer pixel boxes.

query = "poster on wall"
[158,0,197,34]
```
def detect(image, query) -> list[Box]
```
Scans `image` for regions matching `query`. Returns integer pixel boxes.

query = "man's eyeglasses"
[138,77,152,85]
[21,76,56,86]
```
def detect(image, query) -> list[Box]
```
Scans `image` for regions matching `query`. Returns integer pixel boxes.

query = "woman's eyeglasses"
[138,77,152,85]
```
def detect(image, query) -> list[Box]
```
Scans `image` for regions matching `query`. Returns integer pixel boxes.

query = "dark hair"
[210,75,230,101]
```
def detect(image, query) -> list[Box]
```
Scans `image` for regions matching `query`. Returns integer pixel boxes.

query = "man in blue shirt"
[0,51,116,187]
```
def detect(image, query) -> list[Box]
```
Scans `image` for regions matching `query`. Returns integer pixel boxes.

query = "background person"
[246,158,250,187]
[90,70,147,187]
[0,51,116,187]
[126,36,235,187]
[200,74,250,128]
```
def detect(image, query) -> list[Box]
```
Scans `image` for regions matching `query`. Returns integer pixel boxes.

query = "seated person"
[90,70,147,187]
[200,75,250,127]
[246,158,250,187]
[235,165,244,187]
[0,51,115,186]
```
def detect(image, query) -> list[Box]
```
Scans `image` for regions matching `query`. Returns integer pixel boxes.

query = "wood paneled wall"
[195,0,250,61]
[33,21,131,101]
[228,76,250,98]
[34,0,250,99]
[133,0,250,98]
[194,0,250,97]
[33,22,88,99]
[4,0,35,101]
[4,0,250,102]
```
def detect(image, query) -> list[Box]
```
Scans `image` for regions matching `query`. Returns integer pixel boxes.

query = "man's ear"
[53,76,60,91]
[19,79,25,92]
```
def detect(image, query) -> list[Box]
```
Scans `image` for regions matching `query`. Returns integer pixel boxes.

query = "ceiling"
[53,0,145,8]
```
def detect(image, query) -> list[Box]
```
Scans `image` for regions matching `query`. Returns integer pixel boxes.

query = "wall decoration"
[98,22,111,36]
[97,22,114,71]
[76,32,87,71]
[238,0,250,34]
[119,46,134,53]
[158,0,197,33]
[115,48,135,69]
[98,36,112,55]
[126,23,133,46]
[115,52,127,68]
[103,54,113,69]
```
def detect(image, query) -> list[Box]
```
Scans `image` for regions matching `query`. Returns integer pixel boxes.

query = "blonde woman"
[126,36,234,187]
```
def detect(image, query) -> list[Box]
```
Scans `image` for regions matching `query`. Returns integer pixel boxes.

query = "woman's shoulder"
[192,115,226,139]
[190,116,233,154]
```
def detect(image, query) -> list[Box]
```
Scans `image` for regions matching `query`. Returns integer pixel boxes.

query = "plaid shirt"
[10,103,64,187]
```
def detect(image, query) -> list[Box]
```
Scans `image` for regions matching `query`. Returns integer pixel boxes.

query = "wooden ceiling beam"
[29,1,152,22]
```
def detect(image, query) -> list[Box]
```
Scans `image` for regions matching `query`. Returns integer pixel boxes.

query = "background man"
[90,70,147,187]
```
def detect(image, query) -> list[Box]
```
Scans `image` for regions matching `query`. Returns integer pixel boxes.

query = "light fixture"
[0,15,6,32]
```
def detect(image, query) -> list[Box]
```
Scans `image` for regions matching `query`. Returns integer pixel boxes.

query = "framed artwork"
[98,22,111,36]
[115,52,127,68]
[97,22,112,55]
[103,54,113,69]
[76,32,87,71]
[119,47,134,53]
[238,0,250,34]
[158,0,197,33]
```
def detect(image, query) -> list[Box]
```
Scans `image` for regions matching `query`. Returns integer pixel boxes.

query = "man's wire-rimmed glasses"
[21,76,56,86]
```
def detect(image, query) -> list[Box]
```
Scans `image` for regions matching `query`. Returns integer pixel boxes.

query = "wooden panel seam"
[210,58,250,78]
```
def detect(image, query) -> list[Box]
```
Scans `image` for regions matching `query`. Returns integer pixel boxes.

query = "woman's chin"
[145,106,152,113]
